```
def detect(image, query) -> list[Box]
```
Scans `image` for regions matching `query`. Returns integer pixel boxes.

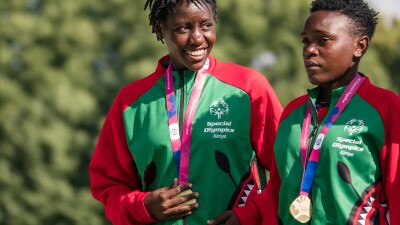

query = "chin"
[307,74,322,86]
[308,80,320,86]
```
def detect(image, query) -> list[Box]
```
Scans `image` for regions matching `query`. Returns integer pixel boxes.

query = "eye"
[301,38,310,45]
[318,37,330,44]
[175,26,189,34]
[201,22,213,31]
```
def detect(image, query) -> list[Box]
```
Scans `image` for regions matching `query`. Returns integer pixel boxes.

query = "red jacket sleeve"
[360,82,400,225]
[89,92,156,225]
[382,98,400,225]
[260,153,281,225]
[233,76,283,225]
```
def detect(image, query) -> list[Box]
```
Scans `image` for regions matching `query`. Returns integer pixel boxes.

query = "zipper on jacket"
[178,71,185,138]
[308,103,321,159]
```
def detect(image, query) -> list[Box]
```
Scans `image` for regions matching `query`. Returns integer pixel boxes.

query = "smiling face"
[300,10,367,89]
[155,1,216,71]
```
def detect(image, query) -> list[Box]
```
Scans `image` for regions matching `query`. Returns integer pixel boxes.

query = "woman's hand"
[144,178,199,220]
[207,210,240,225]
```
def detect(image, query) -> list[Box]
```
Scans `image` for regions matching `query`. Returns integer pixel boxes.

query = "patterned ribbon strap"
[299,74,365,196]
[165,59,209,185]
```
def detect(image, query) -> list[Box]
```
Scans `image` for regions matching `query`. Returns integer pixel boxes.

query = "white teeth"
[187,49,205,56]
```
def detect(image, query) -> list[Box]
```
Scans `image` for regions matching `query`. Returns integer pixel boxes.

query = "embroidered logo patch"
[210,100,229,119]
[344,119,364,135]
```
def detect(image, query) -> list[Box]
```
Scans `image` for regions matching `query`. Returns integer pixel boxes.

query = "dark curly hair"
[144,0,217,42]
[310,0,379,40]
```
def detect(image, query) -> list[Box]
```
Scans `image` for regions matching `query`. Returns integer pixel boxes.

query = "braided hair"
[144,0,217,42]
[310,0,378,40]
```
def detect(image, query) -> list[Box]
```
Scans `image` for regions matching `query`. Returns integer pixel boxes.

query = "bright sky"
[368,0,400,23]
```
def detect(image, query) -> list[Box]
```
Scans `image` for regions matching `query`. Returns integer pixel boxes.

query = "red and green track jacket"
[263,75,400,225]
[89,55,282,225]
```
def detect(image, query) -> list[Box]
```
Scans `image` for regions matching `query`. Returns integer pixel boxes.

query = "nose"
[189,28,204,45]
[303,43,318,58]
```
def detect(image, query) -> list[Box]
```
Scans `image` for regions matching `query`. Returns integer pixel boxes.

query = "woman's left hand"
[207,210,240,225]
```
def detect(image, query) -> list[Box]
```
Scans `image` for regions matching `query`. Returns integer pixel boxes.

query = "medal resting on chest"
[289,74,365,223]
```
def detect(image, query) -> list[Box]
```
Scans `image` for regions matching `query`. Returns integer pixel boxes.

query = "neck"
[317,87,332,105]
[320,68,358,93]
[318,71,361,104]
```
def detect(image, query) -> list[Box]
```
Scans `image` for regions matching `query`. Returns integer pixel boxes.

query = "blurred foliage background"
[0,0,399,224]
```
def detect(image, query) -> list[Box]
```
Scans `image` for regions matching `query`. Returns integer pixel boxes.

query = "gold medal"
[289,195,312,223]
[172,189,196,206]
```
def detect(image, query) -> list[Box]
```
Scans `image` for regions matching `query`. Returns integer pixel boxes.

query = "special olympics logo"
[344,119,364,135]
[169,123,180,140]
[313,133,325,150]
[210,100,229,119]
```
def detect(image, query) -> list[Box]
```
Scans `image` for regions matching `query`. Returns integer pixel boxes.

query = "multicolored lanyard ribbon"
[165,59,209,185]
[289,74,365,223]
[299,74,365,196]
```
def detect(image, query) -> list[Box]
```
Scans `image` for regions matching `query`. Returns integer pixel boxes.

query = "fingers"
[207,212,228,225]
[158,181,197,206]
[144,179,200,221]
[162,181,193,200]
[160,179,192,199]
[162,184,199,219]
[207,210,239,225]
[156,197,199,220]
[157,178,179,192]
[169,178,179,189]
[164,201,199,217]
[172,184,199,202]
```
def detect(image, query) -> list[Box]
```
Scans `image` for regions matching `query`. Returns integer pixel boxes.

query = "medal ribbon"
[165,59,209,185]
[299,74,365,196]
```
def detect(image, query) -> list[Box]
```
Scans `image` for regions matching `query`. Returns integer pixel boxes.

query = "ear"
[154,20,163,40]
[354,36,369,58]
